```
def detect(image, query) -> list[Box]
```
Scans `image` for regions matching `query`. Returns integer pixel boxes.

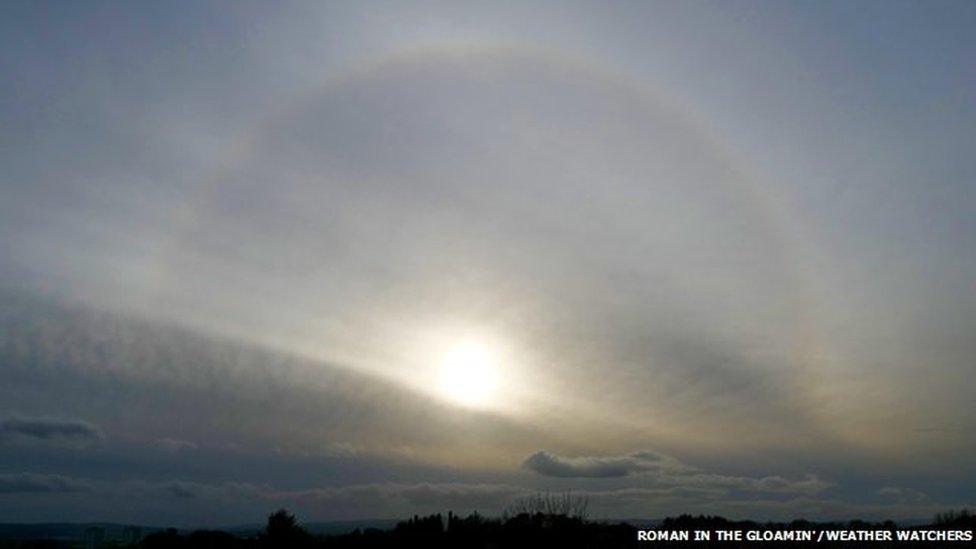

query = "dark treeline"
[2,507,974,549]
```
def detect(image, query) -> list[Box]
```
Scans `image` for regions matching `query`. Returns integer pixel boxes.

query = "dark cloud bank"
[0,415,103,446]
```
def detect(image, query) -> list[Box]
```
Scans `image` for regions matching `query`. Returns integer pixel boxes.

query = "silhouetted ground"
[1,509,973,548]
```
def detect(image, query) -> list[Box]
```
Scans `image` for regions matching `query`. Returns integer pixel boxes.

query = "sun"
[438,341,499,406]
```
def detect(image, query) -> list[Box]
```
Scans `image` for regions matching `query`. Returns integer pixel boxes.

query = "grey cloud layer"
[523,451,830,496]
[522,451,679,478]
[0,293,556,464]
[0,474,955,523]
[0,415,103,446]
[0,473,92,494]
[0,282,951,524]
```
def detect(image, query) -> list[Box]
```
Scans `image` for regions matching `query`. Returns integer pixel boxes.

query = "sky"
[1,0,975,527]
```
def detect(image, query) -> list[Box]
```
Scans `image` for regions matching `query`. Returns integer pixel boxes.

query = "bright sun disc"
[439,342,499,406]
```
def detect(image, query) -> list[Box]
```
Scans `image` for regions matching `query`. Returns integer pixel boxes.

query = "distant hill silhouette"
[3,507,973,548]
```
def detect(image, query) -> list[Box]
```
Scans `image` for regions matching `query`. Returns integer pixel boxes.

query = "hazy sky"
[2,0,975,526]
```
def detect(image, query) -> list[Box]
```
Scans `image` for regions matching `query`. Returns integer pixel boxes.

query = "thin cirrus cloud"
[0,0,974,525]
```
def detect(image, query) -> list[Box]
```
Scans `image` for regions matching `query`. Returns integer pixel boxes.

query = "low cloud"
[0,473,955,524]
[523,450,678,478]
[154,438,198,453]
[165,481,202,499]
[878,487,930,504]
[282,482,529,511]
[0,473,92,494]
[167,481,971,522]
[523,450,831,496]
[679,472,832,495]
[0,415,104,446]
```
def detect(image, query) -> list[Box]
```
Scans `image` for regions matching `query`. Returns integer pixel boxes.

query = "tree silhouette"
[505,492,589,520]
[260,509,313,549]
[119,505,970,548]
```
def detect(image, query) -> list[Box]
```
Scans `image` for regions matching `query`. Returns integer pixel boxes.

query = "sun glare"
[439,341,499,406]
